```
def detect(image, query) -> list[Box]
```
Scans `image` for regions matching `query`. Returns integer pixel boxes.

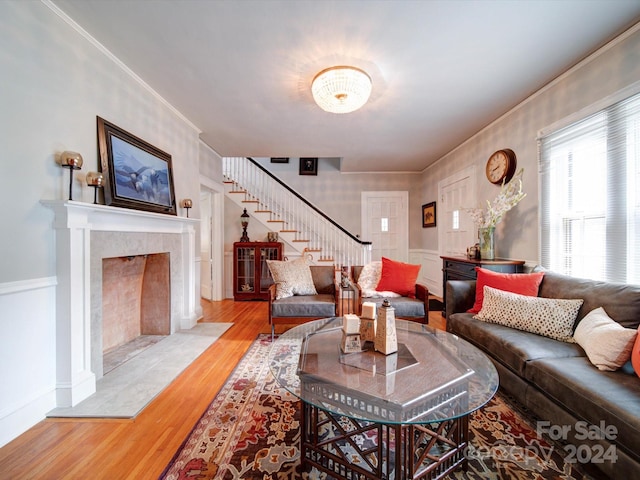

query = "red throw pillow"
[468,267,545,314]
[375,257,421,298]
[632,327,640,378]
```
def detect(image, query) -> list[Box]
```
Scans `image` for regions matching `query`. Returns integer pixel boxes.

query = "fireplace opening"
[102,253,171,372]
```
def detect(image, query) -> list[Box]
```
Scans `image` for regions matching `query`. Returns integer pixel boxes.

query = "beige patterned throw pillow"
[357,261,401,298]
[474,286,583,342]
[266,257,317,300]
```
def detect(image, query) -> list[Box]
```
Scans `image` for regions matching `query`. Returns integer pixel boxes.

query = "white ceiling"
[53,0,640,173]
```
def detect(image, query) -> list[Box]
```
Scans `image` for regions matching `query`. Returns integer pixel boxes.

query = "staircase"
[223,157,371,267]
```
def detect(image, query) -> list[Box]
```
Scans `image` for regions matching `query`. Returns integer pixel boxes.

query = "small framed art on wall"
[422,201,436,228]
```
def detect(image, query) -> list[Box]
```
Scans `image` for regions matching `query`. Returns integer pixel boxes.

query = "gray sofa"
[446,271,640,479]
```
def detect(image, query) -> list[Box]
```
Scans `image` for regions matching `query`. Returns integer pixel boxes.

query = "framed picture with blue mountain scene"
[97,116,177,215]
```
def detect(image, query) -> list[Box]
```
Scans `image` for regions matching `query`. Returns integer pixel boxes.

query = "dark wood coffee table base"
[301,402,469,480]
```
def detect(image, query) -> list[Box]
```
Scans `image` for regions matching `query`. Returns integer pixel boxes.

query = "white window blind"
[539,92,640,284]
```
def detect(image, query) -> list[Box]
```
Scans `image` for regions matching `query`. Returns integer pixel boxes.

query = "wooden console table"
[441,256,525,314]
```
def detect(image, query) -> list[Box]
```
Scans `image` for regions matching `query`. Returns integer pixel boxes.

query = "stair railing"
[223,157,371,267]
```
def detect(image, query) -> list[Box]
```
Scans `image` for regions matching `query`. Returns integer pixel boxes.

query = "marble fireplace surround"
[42,200,199,408]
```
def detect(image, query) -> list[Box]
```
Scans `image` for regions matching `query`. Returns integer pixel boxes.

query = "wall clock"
[486,149,517,184]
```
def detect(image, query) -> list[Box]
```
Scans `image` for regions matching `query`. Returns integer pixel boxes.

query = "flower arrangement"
[466,169,526,228]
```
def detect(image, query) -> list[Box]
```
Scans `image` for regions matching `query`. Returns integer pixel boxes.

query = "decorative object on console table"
[466,168,526,259]
[440,255,525,316]
[299,157,318,176]
[181,198,193,217]
[233,242,282,300]
[97,116,177,215]
[85,171,104,204]
[422,201,436,227]
[56,151,83,201]
[478,226,495,260]
[240,208,250,242]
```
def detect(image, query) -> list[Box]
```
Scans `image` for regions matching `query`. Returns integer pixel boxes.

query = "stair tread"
[225,165,364,268]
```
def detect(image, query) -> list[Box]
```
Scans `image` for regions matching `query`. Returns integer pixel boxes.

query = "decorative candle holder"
[375,299,397,355]
[86,171,104,204]
[56,151,83,200]
[181,198,193,217]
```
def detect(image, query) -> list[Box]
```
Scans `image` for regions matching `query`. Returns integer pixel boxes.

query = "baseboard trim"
[0,389,56,448]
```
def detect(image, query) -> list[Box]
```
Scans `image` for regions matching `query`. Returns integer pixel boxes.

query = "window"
[539,92,640,283]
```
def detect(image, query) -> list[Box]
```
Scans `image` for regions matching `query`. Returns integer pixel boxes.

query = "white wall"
[414,24,640,266]
[0,2,202,446]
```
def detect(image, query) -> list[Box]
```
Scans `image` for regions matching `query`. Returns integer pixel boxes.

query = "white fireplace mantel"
[42,200,200,407]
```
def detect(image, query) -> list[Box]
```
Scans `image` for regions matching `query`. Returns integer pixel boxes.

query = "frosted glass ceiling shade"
[311,66,372,114]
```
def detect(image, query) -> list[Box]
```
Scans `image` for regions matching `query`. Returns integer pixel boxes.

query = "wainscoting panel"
[0,277,57,448]
[409,249,442,298]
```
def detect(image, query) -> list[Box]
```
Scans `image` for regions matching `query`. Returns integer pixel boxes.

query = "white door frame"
[437,166,477,258]
[200,176,225,301]
[361,191,409,262]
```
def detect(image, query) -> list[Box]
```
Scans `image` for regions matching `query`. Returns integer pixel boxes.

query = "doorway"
[200,181,225,301]
[437,166,476,258]
[361,191,409,262]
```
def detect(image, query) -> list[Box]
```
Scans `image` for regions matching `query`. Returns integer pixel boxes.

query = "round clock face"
[486,149,516,184]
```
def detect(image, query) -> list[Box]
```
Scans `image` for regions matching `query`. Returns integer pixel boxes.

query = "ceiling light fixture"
[311,66,372,114]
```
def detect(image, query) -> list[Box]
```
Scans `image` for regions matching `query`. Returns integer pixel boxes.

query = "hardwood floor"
[0,298,444,479]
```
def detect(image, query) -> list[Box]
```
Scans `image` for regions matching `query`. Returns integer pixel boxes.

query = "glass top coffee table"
[269,317,498,480]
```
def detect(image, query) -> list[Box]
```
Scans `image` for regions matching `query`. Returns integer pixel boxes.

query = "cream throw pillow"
[266,257,317,300]
[474,286,583,343]
[357,261,401,298]
[573,307,638,371]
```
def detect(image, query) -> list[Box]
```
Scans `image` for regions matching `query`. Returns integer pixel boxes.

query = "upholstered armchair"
[268,264,339,340]
[351,262,429,324]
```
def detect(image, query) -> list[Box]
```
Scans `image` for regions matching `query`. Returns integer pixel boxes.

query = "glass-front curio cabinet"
[233,242,283,300]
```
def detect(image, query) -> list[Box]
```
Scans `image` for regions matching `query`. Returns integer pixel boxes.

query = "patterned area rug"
[161,334,589,479]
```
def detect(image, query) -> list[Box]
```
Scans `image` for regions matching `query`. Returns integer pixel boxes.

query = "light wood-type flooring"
[0,298,445,479]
